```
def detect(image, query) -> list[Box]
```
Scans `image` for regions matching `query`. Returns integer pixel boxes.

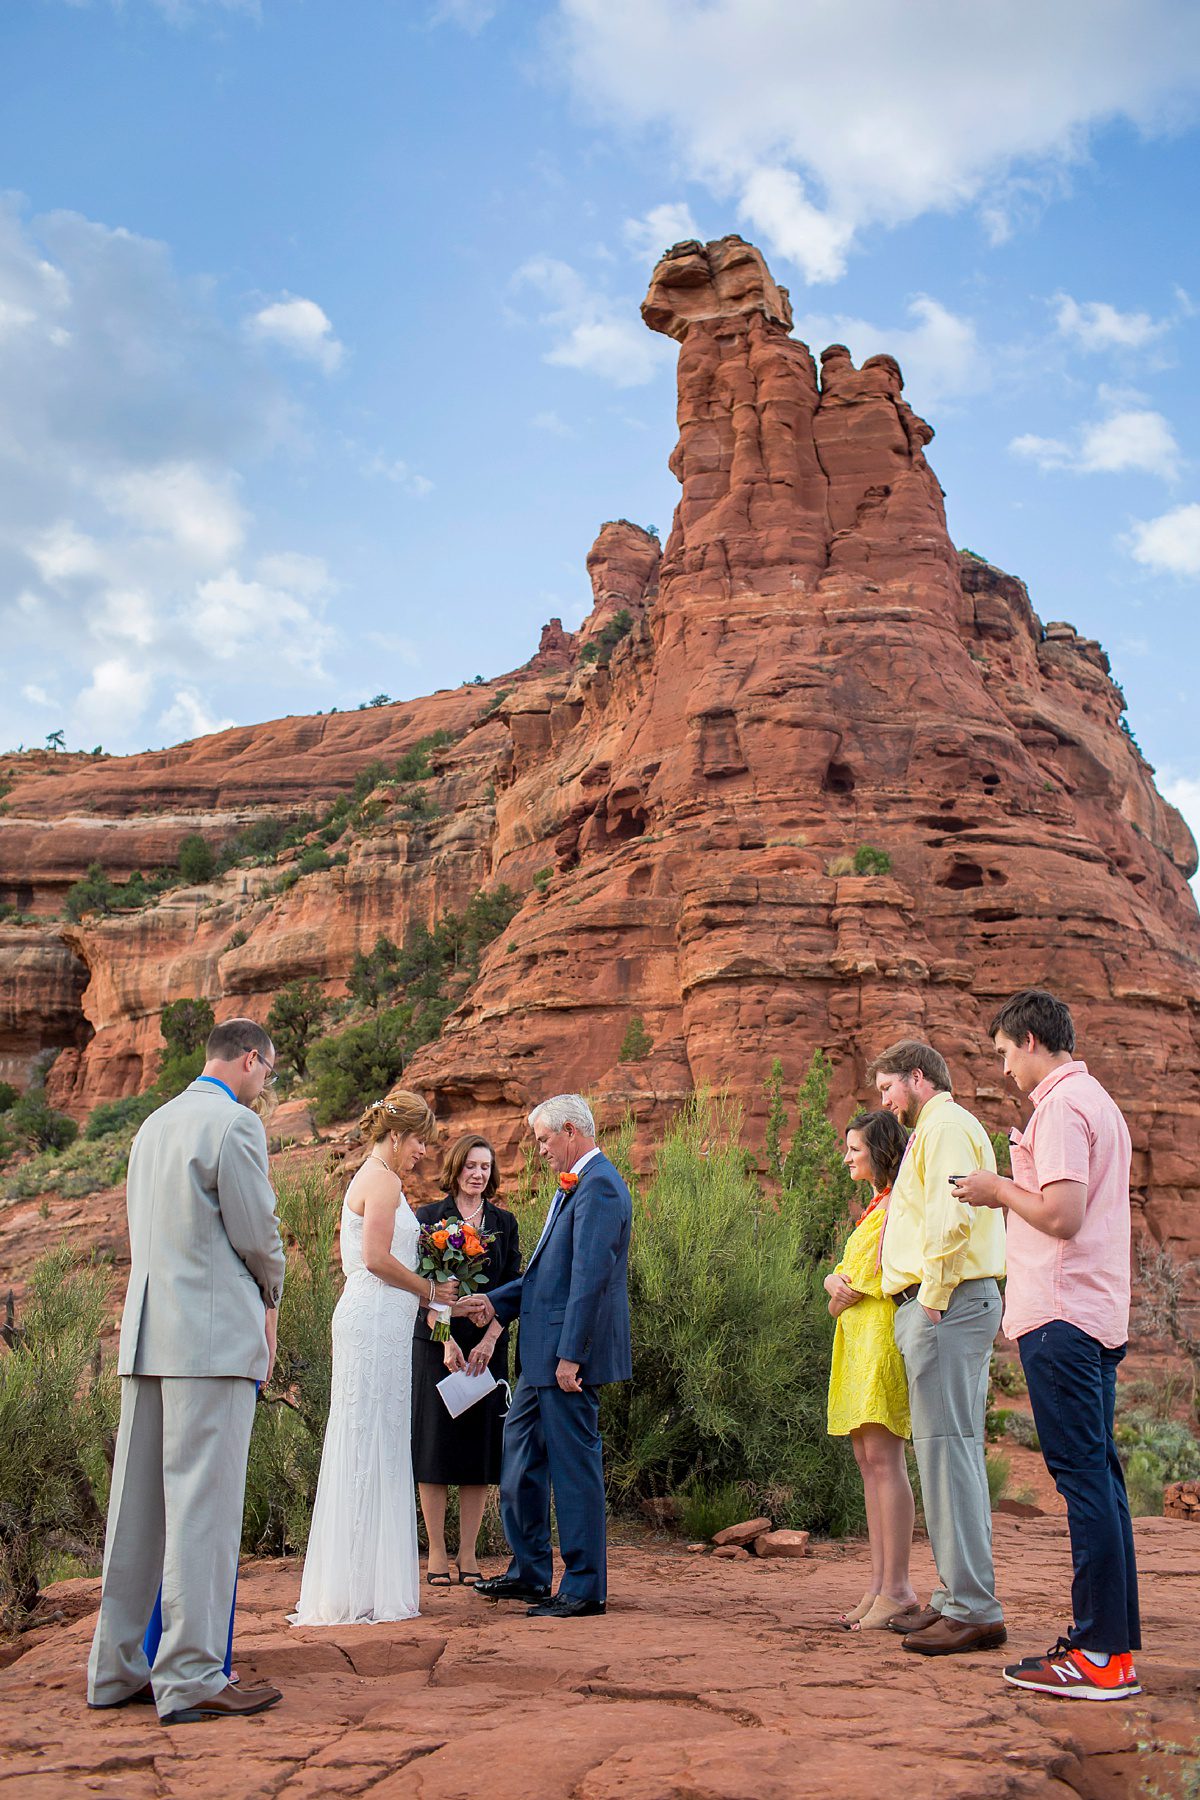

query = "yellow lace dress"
[826,1198,911,1439]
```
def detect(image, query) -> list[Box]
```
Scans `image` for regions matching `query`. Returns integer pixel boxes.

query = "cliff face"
[2,235,1198,1278]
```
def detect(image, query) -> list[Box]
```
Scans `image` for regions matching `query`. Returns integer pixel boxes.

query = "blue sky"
[2,0,1199,851]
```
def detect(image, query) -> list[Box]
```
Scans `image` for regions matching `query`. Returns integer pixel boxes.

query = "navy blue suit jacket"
[489,1151,632,1388]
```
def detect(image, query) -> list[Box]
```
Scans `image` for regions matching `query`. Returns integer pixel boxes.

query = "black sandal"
[457,1570,483,1587]
[426,1571,452,1586]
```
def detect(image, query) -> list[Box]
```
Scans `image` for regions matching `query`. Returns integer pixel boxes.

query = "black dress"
[410,1196,521,1486]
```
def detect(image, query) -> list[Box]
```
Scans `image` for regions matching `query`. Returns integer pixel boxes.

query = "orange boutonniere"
[559,1171,579,1192]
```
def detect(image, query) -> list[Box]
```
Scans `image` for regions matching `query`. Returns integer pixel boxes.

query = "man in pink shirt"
[954,988,1141,1702]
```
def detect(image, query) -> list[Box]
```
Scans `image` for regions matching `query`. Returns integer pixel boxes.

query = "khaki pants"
[893,1278,1003,1624]
[87,1374,256,1717]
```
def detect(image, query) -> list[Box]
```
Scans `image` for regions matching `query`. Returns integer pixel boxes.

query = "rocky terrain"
[2,232,1198,1289]
[2,1516,1197,1798]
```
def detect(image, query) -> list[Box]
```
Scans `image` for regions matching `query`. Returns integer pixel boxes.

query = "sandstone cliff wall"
[1,235,1197,1283]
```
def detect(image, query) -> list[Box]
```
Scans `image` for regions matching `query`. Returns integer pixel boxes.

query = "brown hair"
[866,1038,952,1093]
[988,988,1075,1055]
[358,1090,438,1146]
[441,1133,499,1201]
[845,1109,908,1191]
[206,1017,273,1062]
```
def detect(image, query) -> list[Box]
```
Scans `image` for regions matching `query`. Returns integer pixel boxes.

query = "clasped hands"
[441,1293,582,1391]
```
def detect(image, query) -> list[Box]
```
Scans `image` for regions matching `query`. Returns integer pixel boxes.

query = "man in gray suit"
[87,1018,286,1724]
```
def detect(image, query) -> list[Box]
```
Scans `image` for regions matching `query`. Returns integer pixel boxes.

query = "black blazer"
[412,1196,521,1354]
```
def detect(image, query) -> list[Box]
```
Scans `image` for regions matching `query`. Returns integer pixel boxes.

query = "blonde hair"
[358,1090,437,1146]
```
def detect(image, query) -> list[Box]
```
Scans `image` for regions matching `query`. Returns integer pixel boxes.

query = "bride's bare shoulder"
[344,1157,399,1218]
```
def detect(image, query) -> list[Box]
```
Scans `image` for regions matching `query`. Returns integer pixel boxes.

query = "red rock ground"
[3,1519,1197,1799]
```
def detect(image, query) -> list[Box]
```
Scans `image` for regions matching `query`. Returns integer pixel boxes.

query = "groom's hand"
[455,1293,495,1326]
[556,1358,582,1393]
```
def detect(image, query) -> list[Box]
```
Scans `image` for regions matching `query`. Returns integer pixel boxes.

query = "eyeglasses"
[245,1048,277,1086]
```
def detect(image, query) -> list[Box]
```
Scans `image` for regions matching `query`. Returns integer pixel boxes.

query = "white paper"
[436,1367,499,1419]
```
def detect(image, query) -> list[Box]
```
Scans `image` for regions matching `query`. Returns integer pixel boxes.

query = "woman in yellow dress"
[825,1109,917,1631]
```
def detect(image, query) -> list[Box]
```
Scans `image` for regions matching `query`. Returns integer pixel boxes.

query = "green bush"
[7,1092,78,1154]
[1001,1410,1040,1451]
[267,980,330,1082]
[678,1480,752,1541]
[618,1015,653,1062]
[1117,1410,1200,1516]
[986,1449,1011,1509]
[64,862,121,922]
[242,1162,341,1555]
[0,1244,117,1626]
[309,1009,416,1124]
[0,1082,17,1114]
[579,608,634,667]
[83,1093,158,1141]
[597,1093,863,1535]
[1,1130,133,1202]
[853,845,892,876]
[177,833,216,883]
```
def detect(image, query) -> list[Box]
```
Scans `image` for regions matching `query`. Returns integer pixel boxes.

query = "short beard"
[900,1090,923,1129]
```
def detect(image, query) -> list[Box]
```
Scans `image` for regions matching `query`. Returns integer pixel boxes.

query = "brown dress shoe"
[902,1616,1007,1655]
[161,1681,282,1725]
[87,1681,156,1710]
[887,1604,941,1635]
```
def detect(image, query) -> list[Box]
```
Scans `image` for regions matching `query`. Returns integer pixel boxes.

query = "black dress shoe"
[473,1574,551,1603]
[526,1594,606,1619]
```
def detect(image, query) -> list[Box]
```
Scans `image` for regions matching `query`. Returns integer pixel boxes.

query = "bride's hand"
[442,1339,467,1373]
[432,1278,459,1307]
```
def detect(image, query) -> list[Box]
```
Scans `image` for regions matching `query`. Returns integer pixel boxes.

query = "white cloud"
[622,202,701,262]
[429,0,497,29]
[1054,294,1171,351]
[73,657,152,741]
[157,688,236,742]
[247,296,344,372]
[362,453,435,497]
[554,0,1200,283]
[1160,771,1200,896]
[531,409,575,437]
[0,197,345,751]
[21,683,56,708]
[192,569,334,677]
[512,256,668,387]
[1127,502,1200,575]
[792,295,983,410]
[1012,402,1181,478]
[102,462,246,562]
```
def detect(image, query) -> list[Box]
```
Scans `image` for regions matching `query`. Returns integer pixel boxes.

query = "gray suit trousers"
[87,1374,257,1717]
[893,1277,1003,1624]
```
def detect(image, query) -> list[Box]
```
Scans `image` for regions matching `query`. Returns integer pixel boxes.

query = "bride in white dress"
[292,1092,457,1625]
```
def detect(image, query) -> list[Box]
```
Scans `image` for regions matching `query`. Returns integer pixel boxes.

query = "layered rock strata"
[1,236,1197,1294]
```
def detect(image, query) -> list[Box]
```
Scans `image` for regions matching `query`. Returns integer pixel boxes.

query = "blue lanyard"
[196,1076,237,1102]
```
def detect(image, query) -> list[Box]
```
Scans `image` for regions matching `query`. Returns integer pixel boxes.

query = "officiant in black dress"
[412,1134,520,1585]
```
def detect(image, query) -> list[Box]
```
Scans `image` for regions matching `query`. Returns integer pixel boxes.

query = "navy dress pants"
[1018,1320,1140,1653]
[499,1377,607,1604]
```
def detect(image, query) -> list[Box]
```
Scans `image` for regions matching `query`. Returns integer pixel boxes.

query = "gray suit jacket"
[117,1080,286,1380]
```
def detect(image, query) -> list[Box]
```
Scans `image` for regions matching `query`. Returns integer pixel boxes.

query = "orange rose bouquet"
[417,1216,496,1341]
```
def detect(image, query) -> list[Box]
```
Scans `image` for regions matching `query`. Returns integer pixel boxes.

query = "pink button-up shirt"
[1003,1060,1132,1348]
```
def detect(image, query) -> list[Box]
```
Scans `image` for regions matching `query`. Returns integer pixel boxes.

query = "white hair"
[528,1094,595,1138]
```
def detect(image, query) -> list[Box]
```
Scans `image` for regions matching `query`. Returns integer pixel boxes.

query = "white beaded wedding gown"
[291,1184,421,1624]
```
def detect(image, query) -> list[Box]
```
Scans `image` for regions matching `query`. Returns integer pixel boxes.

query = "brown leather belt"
[892,1285,921,1306]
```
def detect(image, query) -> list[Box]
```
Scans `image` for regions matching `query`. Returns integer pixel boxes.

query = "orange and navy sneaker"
[1003,1638,1141,1700]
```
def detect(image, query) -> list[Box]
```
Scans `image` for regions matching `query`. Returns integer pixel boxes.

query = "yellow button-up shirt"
[880,1091,1005,1311]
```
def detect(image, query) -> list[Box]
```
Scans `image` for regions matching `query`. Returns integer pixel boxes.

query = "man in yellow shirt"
[871,1038,1007,1656]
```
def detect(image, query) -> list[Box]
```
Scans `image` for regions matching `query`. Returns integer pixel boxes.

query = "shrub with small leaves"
[177,833,216,883]
[853,845,891,876]
[619,1015,653,1062]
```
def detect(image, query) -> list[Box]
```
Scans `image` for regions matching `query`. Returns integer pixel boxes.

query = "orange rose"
[431,1229,449,1250]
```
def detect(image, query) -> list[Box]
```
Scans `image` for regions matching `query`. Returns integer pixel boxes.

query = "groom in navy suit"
[469,1094,631,1618]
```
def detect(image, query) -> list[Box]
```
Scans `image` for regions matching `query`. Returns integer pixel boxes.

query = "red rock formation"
[1,233,1198,1314]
